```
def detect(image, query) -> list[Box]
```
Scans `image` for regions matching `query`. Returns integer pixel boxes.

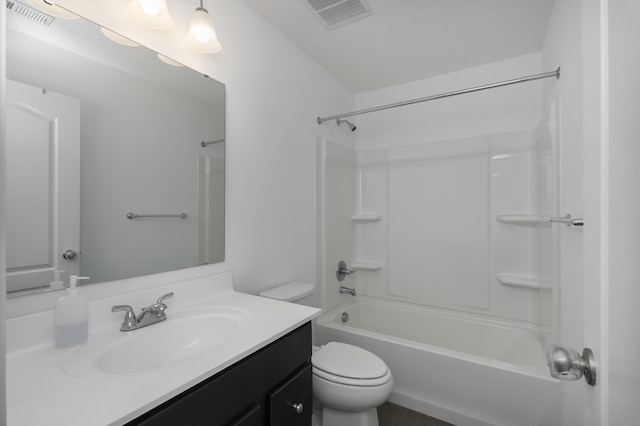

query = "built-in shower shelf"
[496,214,547,225]
[352,262,382,271]
[496,274,551,290]
[351,214,383,222]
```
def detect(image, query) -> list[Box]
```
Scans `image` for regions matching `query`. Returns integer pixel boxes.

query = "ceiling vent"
[6,0,55,26]
[305,0,373,30]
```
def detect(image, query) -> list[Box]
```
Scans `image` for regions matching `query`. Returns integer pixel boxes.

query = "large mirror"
[6,1,225,295]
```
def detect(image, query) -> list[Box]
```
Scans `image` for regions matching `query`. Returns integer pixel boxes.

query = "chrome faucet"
[112,292,174,331]
[339,286,356,296]
[336,260,356,281]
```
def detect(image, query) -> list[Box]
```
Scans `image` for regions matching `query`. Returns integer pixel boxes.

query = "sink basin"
[62,306,251,377]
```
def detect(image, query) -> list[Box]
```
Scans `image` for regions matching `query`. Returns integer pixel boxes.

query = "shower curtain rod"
[316,67,560,125]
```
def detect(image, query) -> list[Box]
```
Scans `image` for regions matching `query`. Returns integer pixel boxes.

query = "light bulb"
[187,6,221,54]
[193,25,212,43]
[140,3,160,16]
[189,9,213,42]
[127,0,174,29]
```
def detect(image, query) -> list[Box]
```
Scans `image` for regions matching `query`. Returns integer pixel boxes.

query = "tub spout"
[339,286,356,296]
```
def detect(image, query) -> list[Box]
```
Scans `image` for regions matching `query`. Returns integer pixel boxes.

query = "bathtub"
[314,296,560,426]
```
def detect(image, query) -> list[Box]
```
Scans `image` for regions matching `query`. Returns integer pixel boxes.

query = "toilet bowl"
[260,283,393,426]
[312,342,394,426]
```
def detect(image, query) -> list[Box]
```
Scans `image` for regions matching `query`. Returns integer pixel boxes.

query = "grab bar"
[201,138,225,147]
[549,214,583,226]
[126,212,187,219]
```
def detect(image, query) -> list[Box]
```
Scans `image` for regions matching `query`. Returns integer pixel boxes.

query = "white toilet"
[260,283,394,426]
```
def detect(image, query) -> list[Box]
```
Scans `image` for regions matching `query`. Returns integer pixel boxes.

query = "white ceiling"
[244,0,555,93]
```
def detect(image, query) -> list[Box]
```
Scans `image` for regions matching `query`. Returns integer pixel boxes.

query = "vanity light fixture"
[187,0,222,54]
[157,53,184,66]
[127,0,174,30]
[100,27,140,47]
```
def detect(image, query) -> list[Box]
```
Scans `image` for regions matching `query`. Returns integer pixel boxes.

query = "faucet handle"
[112,305,137,330]
[146,292,174,316]
[156,292,174,304]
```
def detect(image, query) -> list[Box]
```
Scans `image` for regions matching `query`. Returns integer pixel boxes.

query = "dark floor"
[378,402,455,426]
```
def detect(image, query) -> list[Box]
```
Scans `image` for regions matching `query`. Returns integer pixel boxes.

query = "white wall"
[353,52,544,151]
[4,0,353,315]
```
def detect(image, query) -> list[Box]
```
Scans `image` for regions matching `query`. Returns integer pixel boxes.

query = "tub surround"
[6,272,320,426]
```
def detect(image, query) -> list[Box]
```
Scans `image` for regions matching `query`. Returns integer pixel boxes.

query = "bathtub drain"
[341,312,349,323]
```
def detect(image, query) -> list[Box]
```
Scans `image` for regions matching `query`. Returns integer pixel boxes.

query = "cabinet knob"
[290,403,304,414]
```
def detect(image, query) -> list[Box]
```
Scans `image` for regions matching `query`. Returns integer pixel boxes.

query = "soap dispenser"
[55,275,90,348]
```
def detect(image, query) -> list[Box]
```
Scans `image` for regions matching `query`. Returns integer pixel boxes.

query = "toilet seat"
[312,342,391,387]
[313,366,392,387]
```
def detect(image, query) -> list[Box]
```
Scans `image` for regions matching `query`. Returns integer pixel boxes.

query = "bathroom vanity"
[129,323,312,425]
[6,272,320,426]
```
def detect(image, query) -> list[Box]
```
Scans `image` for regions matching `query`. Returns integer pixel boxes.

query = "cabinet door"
[268,364,312,426]
[229,404,262,426]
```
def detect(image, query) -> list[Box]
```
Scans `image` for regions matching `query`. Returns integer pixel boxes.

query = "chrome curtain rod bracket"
[316,67,561,125]
[127,212,188,219]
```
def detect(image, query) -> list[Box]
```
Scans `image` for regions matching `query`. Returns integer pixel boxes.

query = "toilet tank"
[259,282,315,307]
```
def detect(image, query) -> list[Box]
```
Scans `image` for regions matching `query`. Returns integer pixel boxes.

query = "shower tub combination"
[315,296,559,426]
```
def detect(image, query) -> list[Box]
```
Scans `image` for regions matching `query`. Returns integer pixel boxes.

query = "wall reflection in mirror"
[6,4,225,295]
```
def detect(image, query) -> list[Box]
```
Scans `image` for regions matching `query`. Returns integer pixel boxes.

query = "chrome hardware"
[341,312,349,322]
[549,214,584,226]
[155,292,174,307]
[201,138,225,147]
[546,345,596,386]
[112,292,174,331]
[317,68,560,125]
[127,212,187,219]
[290,403,304,415]
[339,286,356,296]
[336,260,356,281]
[111,305,137,331]
[62,249,78,260]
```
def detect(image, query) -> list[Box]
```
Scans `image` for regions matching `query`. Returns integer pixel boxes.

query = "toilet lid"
[312,342,389,380]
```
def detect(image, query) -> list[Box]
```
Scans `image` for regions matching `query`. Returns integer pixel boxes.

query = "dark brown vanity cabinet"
[128,322,312,426]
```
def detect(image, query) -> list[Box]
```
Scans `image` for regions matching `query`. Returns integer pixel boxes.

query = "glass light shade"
[27,0,78,19]
[127,0,174,30]
[100,28,140,47]
[157,54,184,67]
[187,8,222,54]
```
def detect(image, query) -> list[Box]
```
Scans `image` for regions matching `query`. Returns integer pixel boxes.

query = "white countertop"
[6,272,320,426]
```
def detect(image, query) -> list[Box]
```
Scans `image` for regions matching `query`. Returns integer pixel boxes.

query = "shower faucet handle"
[336,260,356,281]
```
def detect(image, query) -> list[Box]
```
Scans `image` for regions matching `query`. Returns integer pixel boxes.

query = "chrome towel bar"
[126,212,187,219]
